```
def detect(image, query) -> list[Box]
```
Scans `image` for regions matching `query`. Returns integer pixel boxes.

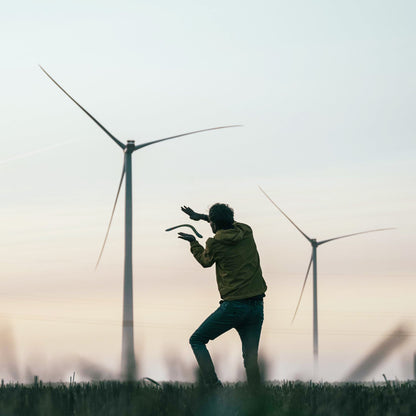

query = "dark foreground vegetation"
[0,380,415,416]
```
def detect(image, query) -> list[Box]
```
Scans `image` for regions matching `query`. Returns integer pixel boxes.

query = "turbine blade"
[317,228,395,246]
[95,158,126,269]
[258,186,312,242]
[165,224,203,238]
[291,252,313,324]
[39,65,126,150]
[133,125,242,150]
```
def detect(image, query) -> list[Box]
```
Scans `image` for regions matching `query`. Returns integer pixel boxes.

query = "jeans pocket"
[253,302,264,321]
[229,301,252,319]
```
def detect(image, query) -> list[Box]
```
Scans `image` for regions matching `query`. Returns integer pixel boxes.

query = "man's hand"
[181,206,202,221]
[178,232,196,242]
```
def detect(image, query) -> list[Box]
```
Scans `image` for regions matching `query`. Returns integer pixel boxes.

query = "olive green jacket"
[190,222,267,300]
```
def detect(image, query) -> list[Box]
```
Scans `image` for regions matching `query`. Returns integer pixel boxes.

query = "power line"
[1,313,415,337]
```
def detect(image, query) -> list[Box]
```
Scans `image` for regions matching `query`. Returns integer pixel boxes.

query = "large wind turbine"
[40,66,240,380]
[259,186,393,371]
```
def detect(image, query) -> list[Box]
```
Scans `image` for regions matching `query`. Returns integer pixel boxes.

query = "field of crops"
[0,380,415,416]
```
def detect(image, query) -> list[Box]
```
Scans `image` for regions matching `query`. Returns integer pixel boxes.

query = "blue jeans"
[189,298,264,387]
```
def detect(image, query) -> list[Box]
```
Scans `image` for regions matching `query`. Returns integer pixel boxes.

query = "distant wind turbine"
[40,65,240,380]
[259,186,394,371]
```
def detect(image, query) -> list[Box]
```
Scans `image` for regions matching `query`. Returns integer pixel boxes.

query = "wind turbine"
[259,186,393,372]
[40,65,240,380]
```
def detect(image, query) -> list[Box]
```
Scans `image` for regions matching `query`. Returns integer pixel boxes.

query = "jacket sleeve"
[190,238,215,268]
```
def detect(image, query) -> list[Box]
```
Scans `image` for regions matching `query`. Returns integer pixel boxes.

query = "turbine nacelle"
[125,140,136,153]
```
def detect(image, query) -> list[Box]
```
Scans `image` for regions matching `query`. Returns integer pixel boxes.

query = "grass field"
[0,380,415,416]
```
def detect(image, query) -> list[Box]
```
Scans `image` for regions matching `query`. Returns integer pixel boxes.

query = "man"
[178,203,267,388]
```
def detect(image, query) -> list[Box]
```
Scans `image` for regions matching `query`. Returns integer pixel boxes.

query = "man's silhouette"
[179,203,267,388]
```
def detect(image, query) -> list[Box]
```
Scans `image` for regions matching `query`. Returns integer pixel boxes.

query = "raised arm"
[181,206,209,222]
[190,239,215,268]
[177,232,215,268]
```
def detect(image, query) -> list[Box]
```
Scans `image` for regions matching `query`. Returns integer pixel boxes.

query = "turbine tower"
[259,186,393,373]
[40,65,240,380]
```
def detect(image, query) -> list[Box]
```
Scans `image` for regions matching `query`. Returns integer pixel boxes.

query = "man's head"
[209,203,234,232]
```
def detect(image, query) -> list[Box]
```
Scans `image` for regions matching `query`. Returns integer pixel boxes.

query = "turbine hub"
[126,140,135,153]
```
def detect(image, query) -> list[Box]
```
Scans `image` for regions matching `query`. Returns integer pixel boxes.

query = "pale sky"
[0,0,415,382]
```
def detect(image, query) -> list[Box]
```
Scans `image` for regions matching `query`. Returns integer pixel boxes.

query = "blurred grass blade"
[344,323,411,381]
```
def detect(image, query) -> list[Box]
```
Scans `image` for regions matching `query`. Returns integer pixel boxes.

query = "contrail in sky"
[0,139,79,167]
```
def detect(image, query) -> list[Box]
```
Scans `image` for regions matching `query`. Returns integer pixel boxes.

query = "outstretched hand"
[181,206,201,221]
[178,232,196,242]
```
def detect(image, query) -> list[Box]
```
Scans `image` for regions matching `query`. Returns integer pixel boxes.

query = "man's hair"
[209,203,234,228]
